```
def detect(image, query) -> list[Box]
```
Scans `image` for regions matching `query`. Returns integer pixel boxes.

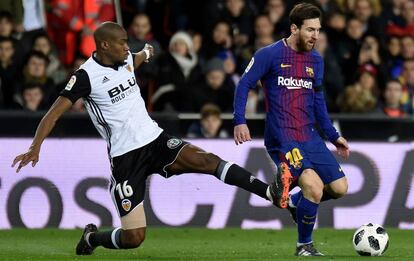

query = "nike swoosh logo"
[281,63,292,68]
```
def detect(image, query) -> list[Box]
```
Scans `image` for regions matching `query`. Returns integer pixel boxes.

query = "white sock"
[266,186,273,203]
[297,241,312,247]
[85,232,92,247]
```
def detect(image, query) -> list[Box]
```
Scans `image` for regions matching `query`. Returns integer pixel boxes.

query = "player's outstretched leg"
[268,162,293,208]
[76,224,98,255]
[167,144,290,206]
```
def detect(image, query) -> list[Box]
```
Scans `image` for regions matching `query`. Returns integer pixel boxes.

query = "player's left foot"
[269,162,293,208]
[76,223,98,255]
[295,243,324,256]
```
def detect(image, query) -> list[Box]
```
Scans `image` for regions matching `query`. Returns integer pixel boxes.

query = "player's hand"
[334,137,349,159]
[142,43,154,62]
[12,147,40,173]
[234,124,251,145]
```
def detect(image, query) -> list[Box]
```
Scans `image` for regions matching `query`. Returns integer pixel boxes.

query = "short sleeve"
[60,69,91,103]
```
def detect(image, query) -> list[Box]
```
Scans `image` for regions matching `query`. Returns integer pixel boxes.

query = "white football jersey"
[61,52,163,157]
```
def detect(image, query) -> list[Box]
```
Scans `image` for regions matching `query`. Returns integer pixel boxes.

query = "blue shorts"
[267,138,345,185]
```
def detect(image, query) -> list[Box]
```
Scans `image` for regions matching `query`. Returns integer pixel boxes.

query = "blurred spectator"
[187,103,229,138]
[386,0,414,37]
[153,31,202,112]
[401,35,414,60]
[0,36,19,109]
[238,15,275,74]
[386,35,404,79]
[264,0,289,40]
[47,0,115,65]
[184,57,235,112]
[374,80,405,117]
[32,33,67,85]
[337,16,365,85]
[128,13,162,56]
[357,35,387,89]
[399,59,414,114]
[127,13,161,102]
[19,0,47,57]
[315,31,344,112]
[14,51,55,107]
[351,0,384,39]
[0,11,24,63]
[222,0,253,48]
[19,83,46,111]
[0,1,24,31]
[382,0,407,28]
[324,10,346,48]
[338,63,379,113]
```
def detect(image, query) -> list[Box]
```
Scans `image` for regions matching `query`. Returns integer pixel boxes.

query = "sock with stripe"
[289,190,303,207]
[296,197,319,244]
[215,161,268,200]
[87,228,122,249]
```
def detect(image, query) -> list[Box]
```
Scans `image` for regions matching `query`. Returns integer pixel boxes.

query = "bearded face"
[295,18,320,52]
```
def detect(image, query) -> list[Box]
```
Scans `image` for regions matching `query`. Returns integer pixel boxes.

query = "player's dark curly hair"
[289,3,321,28]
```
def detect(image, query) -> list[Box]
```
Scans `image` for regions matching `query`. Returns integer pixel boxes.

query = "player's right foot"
[295,243,324,256]
[76,223,98,255]
[269,162,293,208]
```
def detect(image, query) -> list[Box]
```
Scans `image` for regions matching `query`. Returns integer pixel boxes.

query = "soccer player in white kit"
[12,22,292,255]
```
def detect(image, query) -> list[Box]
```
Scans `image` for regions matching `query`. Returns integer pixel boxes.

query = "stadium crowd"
[0,0,413,119]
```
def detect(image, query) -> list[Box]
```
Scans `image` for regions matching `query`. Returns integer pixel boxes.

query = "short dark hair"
[0,11,13,22]
[25,50,50,65]
[0,36,14,45]
[201,103,221,119]
[289,3,321,28]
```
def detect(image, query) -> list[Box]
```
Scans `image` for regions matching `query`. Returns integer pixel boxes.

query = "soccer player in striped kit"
[234,3,350,256]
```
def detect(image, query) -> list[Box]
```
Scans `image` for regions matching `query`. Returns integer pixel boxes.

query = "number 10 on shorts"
[115,180,133,199]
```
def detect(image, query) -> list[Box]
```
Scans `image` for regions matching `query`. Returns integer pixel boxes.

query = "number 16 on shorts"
[115,180,134,212]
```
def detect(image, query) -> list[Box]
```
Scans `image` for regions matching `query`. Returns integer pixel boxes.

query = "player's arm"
[314,87,349,158]
[133,43,154,69]
[12,69,91,172]
[234,47,272,145]
[12,96,73,172]
[313,57,349,158]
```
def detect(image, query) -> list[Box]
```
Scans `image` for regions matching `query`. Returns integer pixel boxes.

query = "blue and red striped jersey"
[234,39,339,149]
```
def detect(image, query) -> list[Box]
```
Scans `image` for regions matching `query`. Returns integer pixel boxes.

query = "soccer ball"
[352,223,389,256]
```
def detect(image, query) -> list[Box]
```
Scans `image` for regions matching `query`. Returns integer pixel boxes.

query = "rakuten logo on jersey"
[277,76,312,89]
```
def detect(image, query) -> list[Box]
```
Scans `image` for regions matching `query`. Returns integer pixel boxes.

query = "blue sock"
[290,191,303,207]
[296,197,319,244]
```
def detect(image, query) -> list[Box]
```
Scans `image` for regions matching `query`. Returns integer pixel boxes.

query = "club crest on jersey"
[121,199,131,212]
[306,66,314,77]
[167,138,182,149]
[125,64,132,72]
[65,75,76,91]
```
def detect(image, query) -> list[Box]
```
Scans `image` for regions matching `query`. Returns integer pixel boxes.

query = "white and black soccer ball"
[352,223,389,256]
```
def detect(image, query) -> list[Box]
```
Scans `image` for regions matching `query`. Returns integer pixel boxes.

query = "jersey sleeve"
[233,46,273,125]
[313,56,340,143]
[59,69,91,103]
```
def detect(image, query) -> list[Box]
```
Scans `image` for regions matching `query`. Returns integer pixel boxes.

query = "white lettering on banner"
[277,76,313,89]
[0,139,413,229]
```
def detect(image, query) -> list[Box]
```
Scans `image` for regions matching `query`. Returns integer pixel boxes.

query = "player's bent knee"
[121,228,146,248]
[331,184,348,198]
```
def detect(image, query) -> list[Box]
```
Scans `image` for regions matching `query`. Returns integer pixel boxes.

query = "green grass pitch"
[0,228,413,260]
